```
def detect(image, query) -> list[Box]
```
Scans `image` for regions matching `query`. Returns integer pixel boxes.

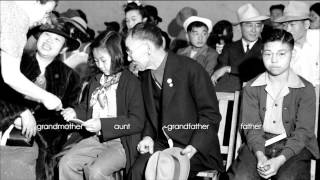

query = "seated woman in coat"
[0,21,82,180]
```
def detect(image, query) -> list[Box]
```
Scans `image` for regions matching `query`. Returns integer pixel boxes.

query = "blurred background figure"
[122,1,148,36]
[59,9,95,85]
[99,21,121,33]
[145,5,162,25]
[122,1,149,75]
[168,7,198,52]
[310,2,320,29]
[145,4,171,50]
[262,4,285,40]
[269,4,285,28]
[207,20,233,54]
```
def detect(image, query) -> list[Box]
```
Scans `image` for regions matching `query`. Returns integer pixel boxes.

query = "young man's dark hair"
[186,21,208,32]
[39,0,59,4]
[310,2,320,15]
[269,4,285,13]
[129,22,163,49]
[262,29,294,49]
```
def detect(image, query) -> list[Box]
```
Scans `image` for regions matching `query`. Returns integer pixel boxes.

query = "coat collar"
[179,45,210,59]
[85,70,128,119]
[251,69,305,88]
[235,38,262,55]
[141,51,183,128]
[162,51,182,112]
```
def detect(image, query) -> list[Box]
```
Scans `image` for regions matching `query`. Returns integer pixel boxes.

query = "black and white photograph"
[1,1,319,180]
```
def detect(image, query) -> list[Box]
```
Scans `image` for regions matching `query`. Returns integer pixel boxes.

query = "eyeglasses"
[126,43,147,57]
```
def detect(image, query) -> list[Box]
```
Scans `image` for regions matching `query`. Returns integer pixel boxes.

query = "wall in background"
[56,1,315,40]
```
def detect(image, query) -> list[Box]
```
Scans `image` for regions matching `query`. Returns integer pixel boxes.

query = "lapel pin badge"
[167,78,173,87]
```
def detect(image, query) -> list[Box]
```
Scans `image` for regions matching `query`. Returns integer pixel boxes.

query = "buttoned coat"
[75,69,145,176]
[140,51,224,172]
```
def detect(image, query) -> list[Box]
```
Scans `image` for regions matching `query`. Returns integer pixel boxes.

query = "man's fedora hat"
[274,1,310,23]
[40,22,80,51]
[235,3,269,25]
[183,16,213,33]
[145,147,190,180]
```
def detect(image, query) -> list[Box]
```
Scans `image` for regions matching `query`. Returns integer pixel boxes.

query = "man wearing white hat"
[274,1,320,86]
[211,3,269,92]
[177,16,218,75]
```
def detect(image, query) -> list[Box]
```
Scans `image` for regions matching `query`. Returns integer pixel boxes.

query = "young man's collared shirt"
[177,45,218,75]
[241,39,258,53]
[151,52,168,87]
[251,69,305,135]
[291,29,320,86]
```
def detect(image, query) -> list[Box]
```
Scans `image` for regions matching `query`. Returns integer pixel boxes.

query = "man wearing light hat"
[211,3,268,92]
[274,1,320,86]
[177,16,219,75]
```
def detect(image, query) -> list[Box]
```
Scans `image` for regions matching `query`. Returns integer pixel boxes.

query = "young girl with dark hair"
[59,30,145,180]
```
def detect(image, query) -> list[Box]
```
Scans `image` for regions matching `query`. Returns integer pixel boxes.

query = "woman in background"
[310,2,320,29]
[207,20,233,54]
[122,1,149,35]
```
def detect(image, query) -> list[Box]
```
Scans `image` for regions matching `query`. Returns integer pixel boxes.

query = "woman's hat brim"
[41,28,80,51]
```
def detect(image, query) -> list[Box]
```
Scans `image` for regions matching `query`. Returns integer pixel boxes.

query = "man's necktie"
[246,44,250,53]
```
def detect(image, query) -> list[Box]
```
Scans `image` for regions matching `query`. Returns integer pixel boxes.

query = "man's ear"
[185,32,190,42]
[59,47,69,54]
[260,23,264,32]
[145,41,152,55]
[161,36,166,49]
[291,48,297,59]
[142,17,148,23]
[304,20,311,30]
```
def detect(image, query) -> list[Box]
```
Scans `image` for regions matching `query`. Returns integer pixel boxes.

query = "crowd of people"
[1,0,320,180]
